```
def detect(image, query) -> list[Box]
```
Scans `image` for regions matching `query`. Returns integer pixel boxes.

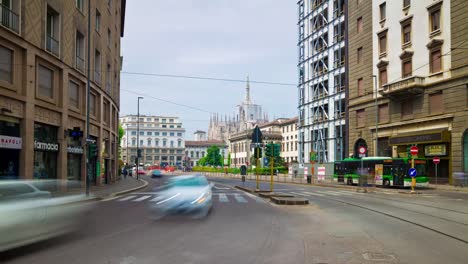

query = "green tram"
[333,157,429,187]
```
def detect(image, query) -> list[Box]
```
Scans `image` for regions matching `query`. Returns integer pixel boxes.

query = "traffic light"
[265,143,272,157]
[88,143,98,159]
[273,143,280,157]
[255,147,262,159]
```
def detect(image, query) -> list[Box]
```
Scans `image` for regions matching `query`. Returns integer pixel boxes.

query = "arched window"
[190,151,194,158]
[201,151,205,157]
[196,151,199,158]
[147,138,152,146]
[177,139,182,147]
[354,138,368,158]
[155,139,159,146]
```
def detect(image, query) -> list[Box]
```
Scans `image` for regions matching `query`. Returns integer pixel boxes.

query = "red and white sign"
[0,135,22,149]
[433,157,440,165]
[304,167,308,179]
[358,146,367,157]
[410,146,419,156]
[317,167,326,181]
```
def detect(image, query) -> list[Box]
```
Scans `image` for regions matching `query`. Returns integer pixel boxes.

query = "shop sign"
[0,135,22,149]
[389,131,445,145]
[67,145,84,154]
[34,140,59,152]
[424,144,446,156]
[317,167,326,181]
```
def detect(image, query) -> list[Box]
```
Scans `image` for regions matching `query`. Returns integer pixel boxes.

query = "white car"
[0,180,93,252]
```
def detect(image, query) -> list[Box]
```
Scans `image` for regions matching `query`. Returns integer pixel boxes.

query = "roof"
[185,140,227,147]
[194,130,206,134]
[259,117,298,128]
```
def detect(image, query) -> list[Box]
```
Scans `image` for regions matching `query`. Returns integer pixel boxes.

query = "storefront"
[389,130,451,184]
[33,123,59,179]
[0,119,22,179]
[67,136,83,182]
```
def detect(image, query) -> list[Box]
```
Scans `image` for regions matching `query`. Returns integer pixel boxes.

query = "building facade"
[348,0,468,183]
[297,0,347,165]
[208,76,268,142]
[280,117,299,163]
[184,140,227,167]
[120,115,185,167]
[0,0,125,185]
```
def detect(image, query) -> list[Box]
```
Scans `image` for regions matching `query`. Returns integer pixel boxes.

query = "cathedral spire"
[245,75,251,104]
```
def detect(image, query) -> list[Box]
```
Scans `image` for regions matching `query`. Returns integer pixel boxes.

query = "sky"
[120,0,298,139]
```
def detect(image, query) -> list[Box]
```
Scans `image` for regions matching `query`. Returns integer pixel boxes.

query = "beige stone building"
[348,0,468,183]
[0,0,126,185]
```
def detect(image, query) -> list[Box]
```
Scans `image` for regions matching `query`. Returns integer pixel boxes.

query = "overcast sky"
[120,0,297,139]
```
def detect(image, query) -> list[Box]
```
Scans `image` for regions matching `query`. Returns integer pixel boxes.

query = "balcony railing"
[381,76,425,97]
[76,56,85,72]
[0,4,19,33]
[46,35,60,56]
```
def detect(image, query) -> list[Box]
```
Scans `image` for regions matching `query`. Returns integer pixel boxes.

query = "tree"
[204,145,223,166]
[118,123,125,166]
[198,156,207,166]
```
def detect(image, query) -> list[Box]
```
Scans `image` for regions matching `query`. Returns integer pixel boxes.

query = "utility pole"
[85,0,91,196]
[136,97,143,179]
[372,75,379,156]
[126,123,129,166]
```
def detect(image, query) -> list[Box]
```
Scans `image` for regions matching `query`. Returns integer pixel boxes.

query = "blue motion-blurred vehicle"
[149,175,213,219]
[151,170,163,178]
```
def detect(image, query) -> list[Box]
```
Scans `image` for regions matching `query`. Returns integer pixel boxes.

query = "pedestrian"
[123,167,128,179]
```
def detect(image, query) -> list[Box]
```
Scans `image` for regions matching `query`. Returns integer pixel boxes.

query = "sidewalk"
[62,176,148,199]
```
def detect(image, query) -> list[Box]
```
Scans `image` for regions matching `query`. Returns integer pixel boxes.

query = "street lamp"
[126,123,129,166]
[136,96,143,180]
[372,75,379,157]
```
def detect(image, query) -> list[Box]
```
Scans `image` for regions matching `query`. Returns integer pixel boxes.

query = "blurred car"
[0,180,93,252]
[131,167,146,175]
[149,175,213,219]
[151,170,163,178]
[164,166,175,172]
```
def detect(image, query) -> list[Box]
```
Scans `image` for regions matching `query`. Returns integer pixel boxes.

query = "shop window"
[0,45,13,83]
[34,123,58,179]
[429,92,443,114]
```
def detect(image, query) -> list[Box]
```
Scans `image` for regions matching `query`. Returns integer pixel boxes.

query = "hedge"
[192,166,287,175]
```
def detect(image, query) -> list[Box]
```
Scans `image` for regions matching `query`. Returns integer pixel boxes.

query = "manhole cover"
[362,252,396,262]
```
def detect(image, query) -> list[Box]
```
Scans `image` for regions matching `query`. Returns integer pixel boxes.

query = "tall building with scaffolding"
[297,0,347,164]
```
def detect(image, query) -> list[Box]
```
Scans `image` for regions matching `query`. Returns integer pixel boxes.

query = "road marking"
[234,194,248,203]
[213,185,230,190]
[133,195,152,202]
[316,191,340,196]
[156,193,180,205]
[219,193,229,202]
[243,191,267,203]
[290,192,310,197]
[335,190,362,195]
[301,191,324,197]
[118,195,137,201]
[327,191,352,195]
[132,192,159,195]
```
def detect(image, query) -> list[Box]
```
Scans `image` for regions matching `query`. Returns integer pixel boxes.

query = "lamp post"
[372,75,379,157]
[136,97,143,180]
[126,123,129,166]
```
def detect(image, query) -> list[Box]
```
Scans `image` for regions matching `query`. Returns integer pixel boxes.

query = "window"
[162,132,167,136]
[106,63,111,94]
[103,101,109,124]
[357,47,362,64]
[403,0,410,8]
[140,140,143,146]
[76,0,84,12]
[170,132,174,136]
[379,2,386,20]
[429,92,443,114]
[69,80,79,109]
[131,139,136,146]
[108,0,112,9]
[402,59,412,78]
[379,32,387,55]
[0,45,13,83]
[357,0,362,5]
[430,49,442,73]
[38,65,53,98]
[357,17,363,33]
[94,50,101,83]
[356,109,366,128]
[46,6,60,56]
[155,132,160,136]
[177,132,182,137]
[169,119,174,122]
[131,131,136,135]
[178,141,182,147]
[139,131,144,136]
[147,139,151,146]
[162,125,166,128]
[155,140,159,146]
[378,104,389,123]
[357,78,364,96]
[95,9,101,32]
[401,99,413,118]
[430,9,441,33]
[90,93,96,116]
[379,68,388,87]
[402,23,411,44]
[75,31,85,72]
[163,140,167,147]
[107,28,111,48]
[162,119,166,123]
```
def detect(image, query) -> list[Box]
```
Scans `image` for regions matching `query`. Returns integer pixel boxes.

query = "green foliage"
[118,123,125,143]
[203,145,223,166]
[227,153,231,166]
[192,166,288,175]
[198,156,207,166]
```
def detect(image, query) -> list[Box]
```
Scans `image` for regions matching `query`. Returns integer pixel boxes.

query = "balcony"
[0,4,19,33]
[46,35,60,56]
[380,76,425,98]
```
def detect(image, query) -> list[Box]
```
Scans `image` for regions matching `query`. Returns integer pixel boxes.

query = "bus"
[334,157,429,188]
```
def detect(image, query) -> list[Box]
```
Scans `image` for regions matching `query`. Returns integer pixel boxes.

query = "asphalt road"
[2,174,468,264]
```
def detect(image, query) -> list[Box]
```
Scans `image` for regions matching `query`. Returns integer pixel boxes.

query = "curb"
[100,179,149,199]
[270,196,309,205]
[235,185,254,193]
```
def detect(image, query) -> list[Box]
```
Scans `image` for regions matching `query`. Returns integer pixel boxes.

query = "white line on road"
[326,191,352,195]
[118,195,137,201]
[133,195,152,202]
[213,185,230,190]
[101,196,123,201]
[316,191,340,196]
[301,191,324,197]
[156,193,180,205]
[289,192,310,197]
[234,194,248,203]
[243,191,267,203]
[219,193,229,202]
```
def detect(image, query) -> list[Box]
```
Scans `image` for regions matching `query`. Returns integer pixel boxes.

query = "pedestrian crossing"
[109,192,264,204]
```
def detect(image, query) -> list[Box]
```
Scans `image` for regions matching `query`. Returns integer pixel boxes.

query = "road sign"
[310,151,317,162]
[408,168,417,178]
[433,157,440,165]
[358,146,367,157]
[410,146,418,156]
[251,126,263,143]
